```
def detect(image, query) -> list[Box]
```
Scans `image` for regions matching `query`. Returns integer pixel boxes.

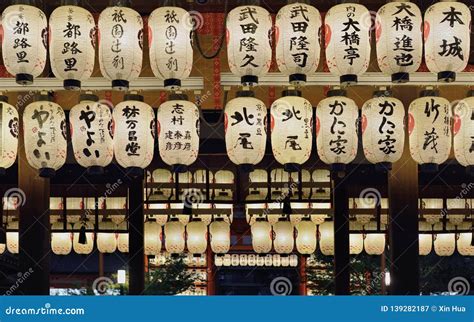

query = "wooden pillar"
[206,247,215,295]
[128,173,145,295]
[299,255,307,295]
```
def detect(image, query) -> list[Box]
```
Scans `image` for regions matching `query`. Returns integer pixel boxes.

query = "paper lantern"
[364,222,386,255]
[316,91,358,169]
[256,255,265,266]
[226,5,272,85]
[239,254,248,266]
[1,3,47,84]
[164,218,185,254]
[148,7,193,89]
[289,254,298,267]
[214,254,223,266]
[349,222,364,255]
[23,96,67,178]
[70,94,113,174]
[97,220,117,253]
[251,218,272,254]
[433,223,455,256]
[73,221,94,255]
[271,92,313,171]
[151,169,174,200]
[209,218,230,255]
[144,219,162,255]
[273,219,294,254]
[408,91,452,172]
[281,255,290,267]
[295,218,317,255]
[98,5,143,90]
[113,94,155,173]
[272,254,281,267]
[117,222,129,253]
[224,91,266,171]
[375,2,423,82]
[49,4,95,89]
[275,3,322,84]
[230,254,239,266]
[424,2,471,82]
[264,254,273,266]
[319,221,334,256]
[457,222,473,256]
[223,254,231,266]
[214,170,234,201]
[157,95,199,172]
[0,242,4,255]
[0,97,19,175]
[453,94,474,173]
[6,220,18,254]
[247,254,256,266]
[51,222,72,256]
[324,3,371,85]
[362,94,405,169]
[419,222,433,256]
[186,219,207,255]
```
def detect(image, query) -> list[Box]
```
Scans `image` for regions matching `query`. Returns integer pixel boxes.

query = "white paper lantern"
[295,218,317,255]
[256,255,265,266]
[319,221,334,256]
[349,222,364,255]
[457,223,473,256]
[433,223,455,256]
[209,219,230,255]
[164,218,185,254]
[49,4,95,89]
[97,220,117,253]
[271,93,313,171]
[453,94,474,172]
[113,94,155,172]
[324,3,371,85]
[264,254,273,266]
[223,254,231,266]
[273,219,294,254]
[364,223,386,255]
[239,254,248,266]
[362,95,405,168]
[1,4,47,84]
[23,97,67,178]
[375,2,423,82]
[408,92,452,171]
[247,254,256,266]
[6,220,18,254]
[73,221,94,255]
[0,97,19,175]
[148,7,193,89]
[289,254,298,267]
[98,5,143,90]
[117,222,129,253]
[275,3,322,84]
[186,219,207,255]
[424,1,471,82]
[144,219,162,255]
[214,254,223,266]
[419,222,433,256]
[70,94,114,174]
[225,92,266,170]
[226,5,272,85]
[316,92,358,168]
[51,222,72,256]
[251,218,272,254]
[0,242,4,255]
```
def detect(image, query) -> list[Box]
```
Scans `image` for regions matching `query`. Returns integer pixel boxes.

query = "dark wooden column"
[128,173,145,295]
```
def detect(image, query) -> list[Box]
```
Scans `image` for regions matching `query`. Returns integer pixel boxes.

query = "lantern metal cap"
[238,163,255,173]
[340,74,357,86]
[112,79,130,91]
[437,71,456,83]
[281,90,302,98]
[289,73,307,85]
[420,89,439,97]
[164,78,182,90]
[39,167,55,178]
[255,217,267,222]
[13,0,35,5]
[214,217,225,222]
[375,162,392,173]
[391,72,409,83]
[36,92,54,102]
[124,93,144,102]
[87,166,104,176]
[236,90,255,98]
[467,90,474,97]
[126,167,143,177]
[241,75,259,86]
[169,216,179,222]
[420,163,439,173]
[327,89,346,97]
[169,93,189,101]
[172,164,188,173]
[467,166,474,177]
[64,79,81,90]
[373,90,392,98]
[283,163,300,172]
[79,93,99,102]
[16,73,33,86]
[0,95,8,103]
[0,167,6,177]
[109,0,131,7]
[61,0,80,6]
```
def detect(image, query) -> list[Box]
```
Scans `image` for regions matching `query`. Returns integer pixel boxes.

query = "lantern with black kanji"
[324,3,371,85]
[225,91,266,172]
[23,94,67,178]
[251,218,272,254]
[113,93,155,175]
[408,90,452,172]
[70,94,114,175]
[275,2,322,85]
[1,3,47,84]
[226,5,272,85]
[453,92,474,174]
[375,1,423,83]
[424,1,471,82]
[271,91,313,172]
[157,94,199,173]
[0,96,19,176]
[98,4,143,90]
[49,2,96,89]
[316,90,358,171]
[148,7,193,89]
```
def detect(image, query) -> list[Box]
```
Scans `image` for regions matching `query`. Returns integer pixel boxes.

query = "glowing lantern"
[113,94,155,173]
[375,2,423,82]
[324,3,371,85]
[424,2,471,82]
[226,5,272,85]
[289,254,298,267]
[364,222,386,255]
[239,254,248,266]
[256,255,265,266]
[223,254,231,266]
[457,222,474,256]
[151,169,173,200]
[49,3,95,89]
[209,218,230,255]
[281,255,290,267]
[433,223,455,256]
[144,219,162,256]
[319,221,334,256]
[0,97,19,175]
[419,222,433,256]
[117,222,129,253]
[251,218,272,254]
[23,95,67,178]
[70,94,113,174]
[272,254,281,267]
[264,254,273,266]
[97,220,117,253]
[295,218,316,255]
[271,92,313,171]
[1,3,47,84]
[273,219,294,254]
[73,221,94,255]
[148,7,193,89]
[164,218,185,254]
[214,255,223,266]
[224,91,266,171]
[275,3,322,84]
[453,93,474,174]
[186,218,207,256]
[51,222,72,256]
[157,95,199,172]
[350,222,364,255]
[6,220,18,254]
[248,254,256,266]
[214,170,234,201]
[408,91,452,172]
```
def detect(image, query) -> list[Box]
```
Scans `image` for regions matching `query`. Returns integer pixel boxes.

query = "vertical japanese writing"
[12,6,31,64]
[391,3,415,67]
[164,9,179,72]
[377,101,397,155]
[238,7,260,68]
[341,6,361,66]
[287,5,310,68]
[122,105,141,156]
[111,9,127,70]
[438,6,465,61]
[62,7,82,72]
[164,103,192,152]
[328,100,347,155]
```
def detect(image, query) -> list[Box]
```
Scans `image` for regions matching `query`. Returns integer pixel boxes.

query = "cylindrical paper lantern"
[209,218,230,255]
[0,96,19,175]
[144,219,162,255]
[433,223,455,256]
[349,222,363,255]
[457,222,473,256]
[364,222,386,255]
[453,93,474,174]
[97,219,117,253]
[419,221,433,256]
[295,218,317,255]
[164,217,185,254]
[319,221,334,256]
[273,219,294,254]
[51,222,72,256]
[186,218,207,255]
[117,222,129,253]
[251,218,272,254]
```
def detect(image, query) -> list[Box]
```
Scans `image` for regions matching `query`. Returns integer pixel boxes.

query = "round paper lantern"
[375,2,423,82]
[324,3,371,85]
[349,222,363,255]
[148,7,193,89]
[457,222,473,256]
[319,221,334,256]
[49,3,95,89]
[247,254,256,266]
[23,95,67,178]
[73,221,94,255]
[256,255,265,266]
[98,5,143,90]
[419,222,433,256]
[273,219,294,254]
[1,3,47,84]
[362,93,405,169]
[251,218,272,254]
[408,91,452,172]
[0,96,19,176]
[289,254,298,267]
[157,95,199,172]
[453,93,474,174]
[239,254,248,266]
[164,217,185,254]
[316,90,358,170]
[226,5,272,85]
[113,94,155,174]
[230,254,240,266]
[144,219,162,255]
[275,3,322,84]
[209,218,230,255]
[186,218,207,256]
[433,223,455,256]
[224,91,266,171]
[214,254,223,266]
[264,254,273,266]
[6,220,18,254]
[223,254,231,266]
[51,222,72,256]
[117,222,129,253]
[295,218,317,255]
[271,92,313,171]
[70,94,113,175]
[97,220,117,253]
[424,1,471,82]
[364,222,386,255]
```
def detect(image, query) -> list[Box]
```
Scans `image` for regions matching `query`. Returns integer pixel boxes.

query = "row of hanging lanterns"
[214,253,299,267]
